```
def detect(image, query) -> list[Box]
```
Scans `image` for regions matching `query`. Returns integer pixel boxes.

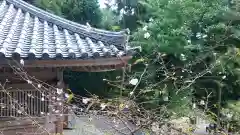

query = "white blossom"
[38,84,42,88]
[159,91,163,95]
[56,88,63,95]
[86,22,91,32]
[129,78,138,85]
[222,76,226,79]
[82,98,91,104]
[149,18,154,22]
[20,59,24,66]
[202,34,207,38]
[200,100,205,105]
[17,110,22,114]
[226,113,233,119]
[196,32,201,38]
[120,9,124,15]
[144,32,150,39]
[187,40,191,43]
[163,96,168,101]
[80,108,83,112]
[41,97,45,101]
[129,91,134,96]
[180,53,186,61]
[72,105,77,109]
[131,8,135,15]
[113,118,116,123]
[100,103,107,110]
[64,93,69,98]
[192,103,196,109]
[27,80,32,84]
[143,26,148,31]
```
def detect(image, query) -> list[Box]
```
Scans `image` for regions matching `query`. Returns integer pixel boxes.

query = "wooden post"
[120,67,126,97]
[55,69,64,134]
[63,84,69,129]
[47,82,57,134]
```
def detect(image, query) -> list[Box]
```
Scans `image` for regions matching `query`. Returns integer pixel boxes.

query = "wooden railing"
[0,89,49,118]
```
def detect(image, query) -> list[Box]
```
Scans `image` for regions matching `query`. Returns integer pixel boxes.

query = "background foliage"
[25,0,240,132]
[26,0,102,27]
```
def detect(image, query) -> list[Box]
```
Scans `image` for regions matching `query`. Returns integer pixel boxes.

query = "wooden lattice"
[0,89,49,118]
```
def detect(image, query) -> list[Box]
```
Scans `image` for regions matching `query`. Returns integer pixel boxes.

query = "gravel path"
[63,115,139,135]
[194,123,209,135]
[63,114,210,135]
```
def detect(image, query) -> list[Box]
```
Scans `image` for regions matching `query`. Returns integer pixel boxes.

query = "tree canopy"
[130,0,240,130]
[32,0,102,27]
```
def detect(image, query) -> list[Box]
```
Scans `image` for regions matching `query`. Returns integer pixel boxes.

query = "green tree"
[99,7,121,30]
[33,0,102,27]
[129,0,240,129]
[34,0,63,16]
[109,0,149,31]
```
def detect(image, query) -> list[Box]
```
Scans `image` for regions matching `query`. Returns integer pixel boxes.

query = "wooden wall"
[0,68,57,83]
[0,68,58,135]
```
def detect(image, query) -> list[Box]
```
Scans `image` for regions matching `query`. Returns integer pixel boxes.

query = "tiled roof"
[0,0,129,60]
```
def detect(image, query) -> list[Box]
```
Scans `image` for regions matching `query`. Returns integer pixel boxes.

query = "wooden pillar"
[45,82,57,134]
[55,69,64,134]
[63,84,69,129]
[120,67,126,97]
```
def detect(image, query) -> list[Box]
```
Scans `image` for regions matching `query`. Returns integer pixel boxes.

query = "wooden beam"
[0,56,132,68]
[69,64,126,72]
[0,69,57,83]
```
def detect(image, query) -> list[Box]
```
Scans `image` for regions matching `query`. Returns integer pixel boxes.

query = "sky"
[99,0,106,8]
[99,0,116,9]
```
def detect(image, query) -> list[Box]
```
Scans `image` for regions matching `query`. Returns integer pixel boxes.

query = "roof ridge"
[5,0,127,38]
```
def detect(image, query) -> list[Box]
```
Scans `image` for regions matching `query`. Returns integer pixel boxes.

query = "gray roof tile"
[0,0,129,59]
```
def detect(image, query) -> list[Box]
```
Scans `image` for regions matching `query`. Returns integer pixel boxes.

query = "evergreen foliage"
[130,0,240,130]
[33,0,102,27]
